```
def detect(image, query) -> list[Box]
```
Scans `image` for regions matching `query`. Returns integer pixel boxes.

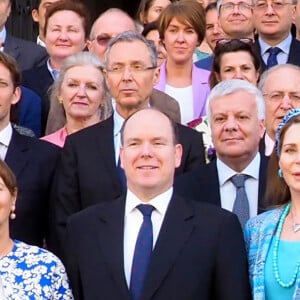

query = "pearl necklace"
[273,203,300,288]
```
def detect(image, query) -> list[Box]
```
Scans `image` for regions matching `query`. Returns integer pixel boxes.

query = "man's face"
[210,90,264,168]
[261,67,300,140]
[0,0,11,31]
[32,0,60,36]
[104,40,160,118]
[218,0,254,38]
[120,109,182,201]
[205,8,225,50]
[253,0,296,44]
[87,12,136,61]
[0,62,20,130]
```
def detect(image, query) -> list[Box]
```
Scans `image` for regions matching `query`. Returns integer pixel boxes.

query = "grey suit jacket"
[150,89,181,123]
[4,34,48,71]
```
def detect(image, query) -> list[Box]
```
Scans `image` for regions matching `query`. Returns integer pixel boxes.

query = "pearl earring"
[10,211,16,220]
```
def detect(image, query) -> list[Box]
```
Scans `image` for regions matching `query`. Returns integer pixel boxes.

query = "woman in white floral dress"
[0,159,73,299]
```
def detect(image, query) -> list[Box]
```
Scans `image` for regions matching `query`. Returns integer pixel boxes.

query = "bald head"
[87,8,136,61]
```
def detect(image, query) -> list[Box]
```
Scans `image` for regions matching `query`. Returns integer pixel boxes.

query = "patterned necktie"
[266,47,281,69]
[130,204,155,300]
[230,174,250,228]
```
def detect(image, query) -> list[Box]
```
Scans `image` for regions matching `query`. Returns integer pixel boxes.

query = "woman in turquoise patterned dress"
[245,108,300,300]
[0,159,73,299]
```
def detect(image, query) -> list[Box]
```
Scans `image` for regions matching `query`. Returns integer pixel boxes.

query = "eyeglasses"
[263,91,300,103]
[92,34,113,46]
[254,0,294,11]
[105,64,157,76]
[220,2,253,13]
[216,38,254,46]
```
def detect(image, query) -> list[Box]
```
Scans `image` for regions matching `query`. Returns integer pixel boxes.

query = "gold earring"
[58,97,63,104]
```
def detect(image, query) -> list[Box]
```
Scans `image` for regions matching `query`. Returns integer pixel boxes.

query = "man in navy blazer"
[176,79,268,224]
[48,31,206,256]
[64,108,251,300]
[0,51,60,247]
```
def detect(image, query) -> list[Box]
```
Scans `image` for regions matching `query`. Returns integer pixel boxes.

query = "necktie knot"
[268,47,281,56]
[231,174,249,188]
[137,204,155,217]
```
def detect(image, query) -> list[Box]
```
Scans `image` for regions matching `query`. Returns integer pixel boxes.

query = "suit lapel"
[5,130,30,178]
[3,35,20,61]
[258,154,269,213]
[207,160,222,206]
[95,196,130,300]
[142,194,195,300]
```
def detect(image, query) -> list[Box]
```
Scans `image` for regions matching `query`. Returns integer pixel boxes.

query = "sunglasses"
[216,38,254,46]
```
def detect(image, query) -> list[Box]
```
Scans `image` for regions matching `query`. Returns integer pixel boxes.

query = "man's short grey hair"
[206,79,265,122]
[104,30,157,68]
[258,64,300,91]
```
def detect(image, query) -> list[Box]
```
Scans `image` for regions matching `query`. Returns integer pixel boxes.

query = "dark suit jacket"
[255,37,300,71]
[5,129,61,247]
[64,194,251,300]
[150,89,181,123]
[22,63,54,135]
[175,154,269,214]
[4,34,48,71]
[48,115,206,255]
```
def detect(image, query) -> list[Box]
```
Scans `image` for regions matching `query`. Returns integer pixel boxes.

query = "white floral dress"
[0,240,73,299]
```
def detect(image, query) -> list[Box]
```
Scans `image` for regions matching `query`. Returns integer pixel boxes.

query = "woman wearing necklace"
[0,160,73,299]
[245,108,300,300]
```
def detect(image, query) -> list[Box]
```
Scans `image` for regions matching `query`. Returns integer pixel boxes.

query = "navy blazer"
[48,115,206,256]
[175,154,269,214]
[22,63,54,135]
[254,37,300,71]
[64,194,251,300]
[4,34,48,71]
[5,129,61,247]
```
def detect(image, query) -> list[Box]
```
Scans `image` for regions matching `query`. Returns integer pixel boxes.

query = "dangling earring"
[278,168,283,178]
[10,210,16,220]
[58,97,63,104]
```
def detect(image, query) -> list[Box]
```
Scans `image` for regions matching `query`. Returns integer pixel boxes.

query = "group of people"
[0,0,300,299]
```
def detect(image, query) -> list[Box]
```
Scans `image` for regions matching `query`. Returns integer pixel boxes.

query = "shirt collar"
[217,152,261,186]
[36,36,46,48]
[125,188,173,217]
[259,33,292,55]
[0,123,12,147]
[0,27,7,44]
[113,107,125,137]
[47,59,59,80]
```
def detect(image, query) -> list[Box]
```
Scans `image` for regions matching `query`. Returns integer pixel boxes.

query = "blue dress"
[0,240,73,299]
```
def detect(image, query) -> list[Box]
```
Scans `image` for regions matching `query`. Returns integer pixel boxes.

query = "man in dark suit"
[64,108,251,300]
[1,0,47,71]
[176,79,267,225]
[0,51,60,247]
[253,0,300,70]
[48,31,205,255]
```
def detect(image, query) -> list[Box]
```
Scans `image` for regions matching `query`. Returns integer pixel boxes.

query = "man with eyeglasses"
[258,64,300,155]
[253,0,300,70]
[217,0,255,39]
[48,31,206,257]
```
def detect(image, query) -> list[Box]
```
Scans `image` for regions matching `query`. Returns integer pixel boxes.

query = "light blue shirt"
[259,34,292,65]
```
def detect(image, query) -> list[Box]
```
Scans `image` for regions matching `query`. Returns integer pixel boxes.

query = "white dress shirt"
[217,153,261,218]
[113,108,125,165]
[264,132,275,156]
[259,34,292,65]
[123,188,173,287]
[0,27,6,51]
[0,123,13,160]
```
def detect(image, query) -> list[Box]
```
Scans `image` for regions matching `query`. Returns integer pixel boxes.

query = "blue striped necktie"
[266,47,281,69]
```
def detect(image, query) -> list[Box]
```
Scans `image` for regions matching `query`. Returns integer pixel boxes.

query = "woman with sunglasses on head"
[0,159,73,299]
[209,38,261,88]
[245,108,300,300]
[155,0,210,125]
